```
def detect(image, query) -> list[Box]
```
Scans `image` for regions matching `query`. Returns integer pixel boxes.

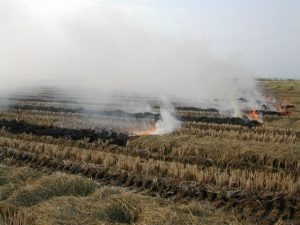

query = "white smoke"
[154,97,181,135]
[0,0,268,133]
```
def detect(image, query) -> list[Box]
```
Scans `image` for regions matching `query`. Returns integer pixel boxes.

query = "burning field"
[0,80,300,225]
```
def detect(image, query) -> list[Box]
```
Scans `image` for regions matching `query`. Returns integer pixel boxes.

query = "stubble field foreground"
[0,80,300,225]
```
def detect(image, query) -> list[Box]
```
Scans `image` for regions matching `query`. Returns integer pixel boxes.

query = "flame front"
[134,126,157,136]
[275,100,294,116]
[128,124,157,136]
[244,108,263,123]
[250,110,259,120]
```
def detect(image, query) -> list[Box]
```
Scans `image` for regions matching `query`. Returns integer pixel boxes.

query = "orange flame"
[135,126,157,136]
[128,125,157,136]
[277,106,291,116]
[250,110,259,121]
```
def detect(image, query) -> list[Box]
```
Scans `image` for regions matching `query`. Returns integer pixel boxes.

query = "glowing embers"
[233,96,296,123]
[133,126,157,136]
[247,109,263,123]
[128,124,157,136]
[275,100,295,116]
[249,110,259,121]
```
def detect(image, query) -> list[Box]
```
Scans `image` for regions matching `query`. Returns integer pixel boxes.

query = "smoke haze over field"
[0,0,290,111]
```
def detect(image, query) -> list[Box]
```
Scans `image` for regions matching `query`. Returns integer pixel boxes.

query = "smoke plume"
[154,97,181,135]
[0,0,266,133]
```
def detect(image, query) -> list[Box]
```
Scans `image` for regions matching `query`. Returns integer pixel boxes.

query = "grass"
[9,174,96,207]
[0,165,244,225]
[0,166,41,201]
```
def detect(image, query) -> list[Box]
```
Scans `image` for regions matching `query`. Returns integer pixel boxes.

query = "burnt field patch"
[0,119,129,146]
[7,103,262,127]
[9,104,161,121]
[178,115,261,127]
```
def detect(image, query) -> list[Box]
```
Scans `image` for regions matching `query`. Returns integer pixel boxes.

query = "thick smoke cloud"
[0,0,263,111]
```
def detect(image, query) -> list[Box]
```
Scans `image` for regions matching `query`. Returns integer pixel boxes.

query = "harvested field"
[0,165,243,225]
[0,80,299,224]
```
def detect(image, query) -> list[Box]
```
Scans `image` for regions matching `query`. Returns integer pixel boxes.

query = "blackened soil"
[178,116,261,127]
[0,119,129,146]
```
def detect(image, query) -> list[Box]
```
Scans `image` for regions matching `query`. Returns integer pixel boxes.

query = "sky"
[130,0,300,78]
[1,0,300,100]
[1,0,299,79]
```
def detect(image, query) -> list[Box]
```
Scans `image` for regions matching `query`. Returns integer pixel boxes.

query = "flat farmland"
[0,80,300,225]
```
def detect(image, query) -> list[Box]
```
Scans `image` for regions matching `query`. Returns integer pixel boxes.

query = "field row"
[1,110,298,144]
[0,129,300,173]
[178,127,298,143]
[0,110,157,133]
[184,121,296,135]
[2,107,257,128]
[9,100,221,116]
[1,147,299,224]
[0,136,299,194]
[0,166,244,225]
[0,119,129,146]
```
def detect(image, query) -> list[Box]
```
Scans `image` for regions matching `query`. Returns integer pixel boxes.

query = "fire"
[273,99,294,116]
[275,105,287,115]
[233,95,295,123]
[135,126,157,136]
[250,110,259,120]
[245,108,263,123]
[128,125,157,136]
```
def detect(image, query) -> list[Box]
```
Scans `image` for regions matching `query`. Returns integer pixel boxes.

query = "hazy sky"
[126,0,300,78]
[1,0,299,85]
